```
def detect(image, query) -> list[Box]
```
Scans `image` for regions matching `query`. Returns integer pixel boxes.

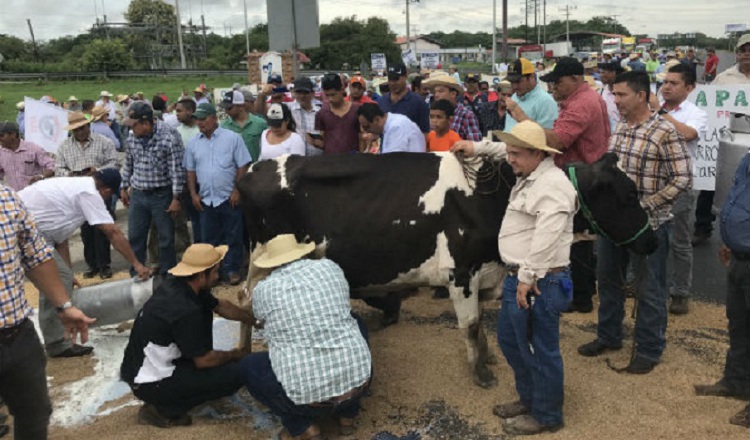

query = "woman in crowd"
[259,103,306,161]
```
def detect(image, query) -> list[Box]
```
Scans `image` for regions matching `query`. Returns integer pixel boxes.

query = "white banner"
[420,52,439,70]
[481,74,503,86]
[401,49,417,67]
[725,24,748,33]
[260,51,283,84]
[24,97,69,155]
[688,84,750,190]
[371,53,387,71]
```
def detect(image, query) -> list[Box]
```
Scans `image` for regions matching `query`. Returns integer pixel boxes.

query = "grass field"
[0,75,247,122]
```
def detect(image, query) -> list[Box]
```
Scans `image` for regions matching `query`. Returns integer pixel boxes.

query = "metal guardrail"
[0,69,249,81]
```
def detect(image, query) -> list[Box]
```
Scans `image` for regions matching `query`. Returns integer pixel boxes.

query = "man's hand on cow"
[719,244,731,267]
[58,306,96,345]
[120,189,130,207]
[451,141,476,157]
[229,188,241,208]
[516,281,540,310]
[165,198,182,219]
[191,194,204,212]
[133,263,152,281]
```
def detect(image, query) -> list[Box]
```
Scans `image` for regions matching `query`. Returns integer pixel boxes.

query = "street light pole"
[175,0,186,68]
[492,0,497,72]
[243,0,250,55]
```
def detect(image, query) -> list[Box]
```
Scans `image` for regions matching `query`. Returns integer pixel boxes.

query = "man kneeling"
[241,234,372,440]
[120,244,256,427]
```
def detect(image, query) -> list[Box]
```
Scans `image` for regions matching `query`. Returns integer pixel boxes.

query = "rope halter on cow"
[566,166,651,247]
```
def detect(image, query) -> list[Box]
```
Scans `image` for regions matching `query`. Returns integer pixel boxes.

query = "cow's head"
[566,153,657,255]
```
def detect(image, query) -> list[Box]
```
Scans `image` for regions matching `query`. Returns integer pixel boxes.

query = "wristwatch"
[56,301,73,313]
[657,108,669,115]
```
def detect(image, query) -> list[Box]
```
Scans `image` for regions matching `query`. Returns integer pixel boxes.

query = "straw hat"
[117,94,130,103]
[253,234,316,269]
[656,59,682,82]
[100,90,113,98]
[492,120,561,155]
[68,95,79,101]
[168,244,228,277]
[16,101,25,110]
[91,106,108,121]
[423,71,464,95]
[65,111,92,131]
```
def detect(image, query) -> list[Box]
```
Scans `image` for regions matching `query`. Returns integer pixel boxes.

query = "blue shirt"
[504,83,559,132]
[184,127,251,207]
[381,113,426,153]
[122,121,185,195]
[720,153,750,253]
[16,112,24,137]
[378,91,430,133]
[91,121,121,149]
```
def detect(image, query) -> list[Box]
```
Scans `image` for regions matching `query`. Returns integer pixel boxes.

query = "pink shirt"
[0,140,55,191]
[553,82,611,167]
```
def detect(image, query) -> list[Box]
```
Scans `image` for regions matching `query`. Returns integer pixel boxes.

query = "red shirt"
[553,83,610,167]
[705,54,719,76]
[427,130,462,152]
[346,95,375,104]
[314,103,361,154]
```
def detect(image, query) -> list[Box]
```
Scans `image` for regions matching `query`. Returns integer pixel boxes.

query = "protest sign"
[371,53,387,71]
[420,52,439,70]
[481,74,503,87]
[688,84,750,190]
[24,97,69,155]
[401,49,417,67]
[260,52,283,84]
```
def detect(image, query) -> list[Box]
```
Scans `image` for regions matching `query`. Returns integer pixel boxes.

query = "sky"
[0,0,744,44]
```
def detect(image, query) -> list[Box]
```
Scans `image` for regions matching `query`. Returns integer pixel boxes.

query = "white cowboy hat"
[423,71,465,95]
[253,234,316,269]
[100,90,113,97]
[168,244,228,277]
[492,120,561,155]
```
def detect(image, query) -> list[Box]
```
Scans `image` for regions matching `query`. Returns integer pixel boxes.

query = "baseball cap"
[193,103,217,119]
[387,63,407,79]
[540,57,584,83]
[321,73,343,90]
[597,60,624,73]
[241,90,255,102]
[293,77,314,92]
[268,73,283,84]
[0,121,20,135]
[505,58,535,81]
[95,168,122,192]
[666,51,677,58]
[266,103,284,127]
[350,75,366,88]
[122,102,154,126]
[464,73,480,82]
[737,33,750,49]
[221,90,245,108]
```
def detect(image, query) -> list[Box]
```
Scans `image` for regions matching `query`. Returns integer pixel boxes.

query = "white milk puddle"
[32,313,275,429]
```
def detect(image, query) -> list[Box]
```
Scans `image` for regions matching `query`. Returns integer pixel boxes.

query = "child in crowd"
[426,99,461,152]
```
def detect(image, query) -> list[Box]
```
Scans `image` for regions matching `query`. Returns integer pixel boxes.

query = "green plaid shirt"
[253,258,371,405]
[609,112,692,229]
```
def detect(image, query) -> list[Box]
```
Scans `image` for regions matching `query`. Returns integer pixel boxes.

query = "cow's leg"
[451,277,497,389]
[363,292,402,327]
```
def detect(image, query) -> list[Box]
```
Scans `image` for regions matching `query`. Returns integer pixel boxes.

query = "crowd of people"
[0,32,748,439]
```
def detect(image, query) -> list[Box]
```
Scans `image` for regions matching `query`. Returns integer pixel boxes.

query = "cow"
[237,151,656,388]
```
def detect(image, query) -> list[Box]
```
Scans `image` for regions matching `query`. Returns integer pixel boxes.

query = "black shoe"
[691,232,711,246]
[669,296,689,315]
[624,356,657,374]
[83,268,99,279]
[565,303,594,313]
[138,404,192,428]
[577,339,622,357]
[99,267,113,279]
[50,344,94,358]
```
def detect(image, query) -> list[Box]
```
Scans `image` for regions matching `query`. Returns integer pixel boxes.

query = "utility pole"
[175,0,186,69]
[291,0,300,80]
[243,0,250,56]
[534,0,539,44]
[492,0,497,72]
[542,0,546,55]
[406,0,410,57]
[103,15,110,39]
[611,14,620,33]
[559,4,577,45]
[502,0,508,60]
[201,15,208,57]
[26,19,39,62]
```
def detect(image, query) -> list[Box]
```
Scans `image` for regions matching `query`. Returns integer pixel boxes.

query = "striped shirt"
[289,101,322,157]
[451,103,483,141]
[0,140,55,191]
[122,121,185,194]
[0,185,54,329]
[55,133,119,177]
[609,113,692,229]
[253,258,371,405]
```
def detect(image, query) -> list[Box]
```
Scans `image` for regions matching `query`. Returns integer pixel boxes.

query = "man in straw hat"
[67,95,82,112]
[90,105,121,150]
[19,168,150,357]
[452,121,576,435]
[121,243,256,428]
[241,234,372,440]
[423,72,482,141]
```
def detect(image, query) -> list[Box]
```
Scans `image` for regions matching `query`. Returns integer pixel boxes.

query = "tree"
[0,34,31,61]
[82,39,131,72]
[305,16,400,70]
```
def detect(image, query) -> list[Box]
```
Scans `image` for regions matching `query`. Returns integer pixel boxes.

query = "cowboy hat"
[100,90,113,98]
[492,120,561,155]
[65,111,92,131]
[68,95,79,101]
[117,94,130,103]
[253,234,316,269]
[656,59,682,82]
[168,243,229,277]
[91,106,108,121]
[423,71,465,95]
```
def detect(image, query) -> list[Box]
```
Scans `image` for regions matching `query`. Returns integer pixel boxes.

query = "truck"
[517,42,572,61]
[602,38,622,54]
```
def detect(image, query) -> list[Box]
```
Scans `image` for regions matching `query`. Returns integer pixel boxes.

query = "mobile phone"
[308,132,323,140]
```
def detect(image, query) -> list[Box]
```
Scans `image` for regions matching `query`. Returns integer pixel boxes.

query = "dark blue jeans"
[597,224,671,362]
[497,270,572,426]
[241,314,370,436]
[128,187,176,275]
[694,190,715,236]
[722,257,750,395]
[200,200,243,276]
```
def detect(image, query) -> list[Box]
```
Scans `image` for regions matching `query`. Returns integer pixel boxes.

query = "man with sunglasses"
[220,90,267,164]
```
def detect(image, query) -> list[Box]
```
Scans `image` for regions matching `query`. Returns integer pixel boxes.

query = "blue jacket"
[720,153,750,253]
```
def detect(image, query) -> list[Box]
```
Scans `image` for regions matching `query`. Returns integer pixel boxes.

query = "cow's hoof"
[380,311,400,327]
[485,354,499,365]
[474,367,498,388]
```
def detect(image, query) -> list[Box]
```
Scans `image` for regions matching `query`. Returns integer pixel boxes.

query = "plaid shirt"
[55,133,119,176]
[122,121,185,194]
[0,185,54,329]
[0,140,55,191]
[289,101,322,156]
[451,103,483,141]
[609,113,692,229]
[253,258,371,405]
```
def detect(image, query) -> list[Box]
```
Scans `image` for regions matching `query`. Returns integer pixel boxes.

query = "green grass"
[0,76,247,122]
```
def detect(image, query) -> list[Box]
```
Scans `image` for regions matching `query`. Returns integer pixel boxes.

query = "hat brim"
[253,242,315,268]
[492,130,561,154]
[168,245,229,276]
[423,78,464,95]
[539,72,559,83]
[65,119,91,131]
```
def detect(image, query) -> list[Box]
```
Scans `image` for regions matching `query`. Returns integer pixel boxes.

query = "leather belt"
[133,186,170,195]
[0,318,28,344]
[733,252,750,261]
[308,379,370,407]
[506,266,566,277]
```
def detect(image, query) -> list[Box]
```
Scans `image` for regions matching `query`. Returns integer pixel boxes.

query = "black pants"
[722,257,750,395]
[571,240,597,308]
[132,361,242,418]
[0,320,52,440]
[694,190,715,236]
[81,219,112,271]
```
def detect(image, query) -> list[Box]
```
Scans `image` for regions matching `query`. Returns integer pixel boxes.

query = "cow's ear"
[601,152,619,169]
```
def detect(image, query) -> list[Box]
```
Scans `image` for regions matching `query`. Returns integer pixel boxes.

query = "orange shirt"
[427,130,462,152]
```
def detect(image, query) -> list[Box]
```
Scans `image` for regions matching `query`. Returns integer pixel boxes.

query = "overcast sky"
[1,0,744,43]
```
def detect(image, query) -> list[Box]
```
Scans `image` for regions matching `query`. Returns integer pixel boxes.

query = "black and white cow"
[237,151,656,388]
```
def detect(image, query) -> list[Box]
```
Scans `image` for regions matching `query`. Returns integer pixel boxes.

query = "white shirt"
[18,177,113,245]
[600,86,620,130]
[663,99,708,173]
[289,101,322,157]
[713,65,750,85]
[95,99,117,120]
[259,130,306,161]
[381,113,426,153]
[176,123,200,146]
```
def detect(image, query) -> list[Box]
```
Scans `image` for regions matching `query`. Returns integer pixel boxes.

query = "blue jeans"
[200,200,243,275]
[497,270,572,426]
[128,187,176,275]
[240,314,370,436]
[597,224,671,362]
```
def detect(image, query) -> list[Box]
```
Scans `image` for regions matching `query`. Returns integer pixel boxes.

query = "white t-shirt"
[259,130,306,161]
[660,98,708,170]
[18,177,114,245]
